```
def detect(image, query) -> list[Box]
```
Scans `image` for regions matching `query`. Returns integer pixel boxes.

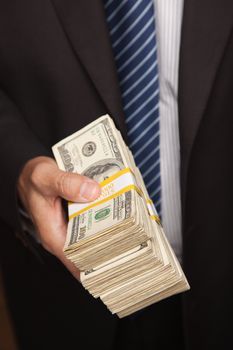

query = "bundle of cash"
[52,114,190,317]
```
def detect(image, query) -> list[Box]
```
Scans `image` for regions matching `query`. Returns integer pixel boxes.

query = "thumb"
[52,170,101,202]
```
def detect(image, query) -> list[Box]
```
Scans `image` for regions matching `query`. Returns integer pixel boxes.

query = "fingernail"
[79,181,100,201]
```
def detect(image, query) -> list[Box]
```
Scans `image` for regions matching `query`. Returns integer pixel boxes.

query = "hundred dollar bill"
[52,115,142,254]
[52,115,127,176]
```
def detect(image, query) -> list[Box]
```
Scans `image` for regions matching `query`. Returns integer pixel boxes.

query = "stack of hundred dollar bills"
[52,114,190,318]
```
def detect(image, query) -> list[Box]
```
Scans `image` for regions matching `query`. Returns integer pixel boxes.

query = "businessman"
[0,1,233,349]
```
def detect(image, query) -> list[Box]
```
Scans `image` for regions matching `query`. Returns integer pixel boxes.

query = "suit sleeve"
[0,88,51,234]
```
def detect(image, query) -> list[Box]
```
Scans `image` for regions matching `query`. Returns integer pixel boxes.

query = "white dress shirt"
[154,0,184,260]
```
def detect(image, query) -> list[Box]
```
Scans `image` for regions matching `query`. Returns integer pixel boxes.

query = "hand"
[17,156,101,280]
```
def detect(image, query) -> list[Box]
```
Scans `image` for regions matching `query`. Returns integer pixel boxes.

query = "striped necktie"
[103,0,161,216]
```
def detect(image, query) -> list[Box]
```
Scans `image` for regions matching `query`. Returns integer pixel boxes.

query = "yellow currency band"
[146,199,153,205]
[145,199,160,223]
[68,167,160,223]
[99,167,133,187]
[150,215,161,224]
[69,184,142,220]
[68,168,141,220]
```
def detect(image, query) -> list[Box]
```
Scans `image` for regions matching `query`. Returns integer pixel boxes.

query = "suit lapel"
[178,0,233,209]
[50,0,126,135]
[49,0,233,214]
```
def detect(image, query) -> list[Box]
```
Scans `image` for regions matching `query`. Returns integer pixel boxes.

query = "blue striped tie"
[103,0,161,215]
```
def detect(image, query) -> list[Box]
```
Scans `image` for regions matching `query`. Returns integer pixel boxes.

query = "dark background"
[0,268,18,350]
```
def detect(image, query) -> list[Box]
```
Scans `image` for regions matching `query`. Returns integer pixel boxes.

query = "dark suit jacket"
[0,1,233,349]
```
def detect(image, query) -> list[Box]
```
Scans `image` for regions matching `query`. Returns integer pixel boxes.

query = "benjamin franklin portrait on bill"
[83,159,124,182]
